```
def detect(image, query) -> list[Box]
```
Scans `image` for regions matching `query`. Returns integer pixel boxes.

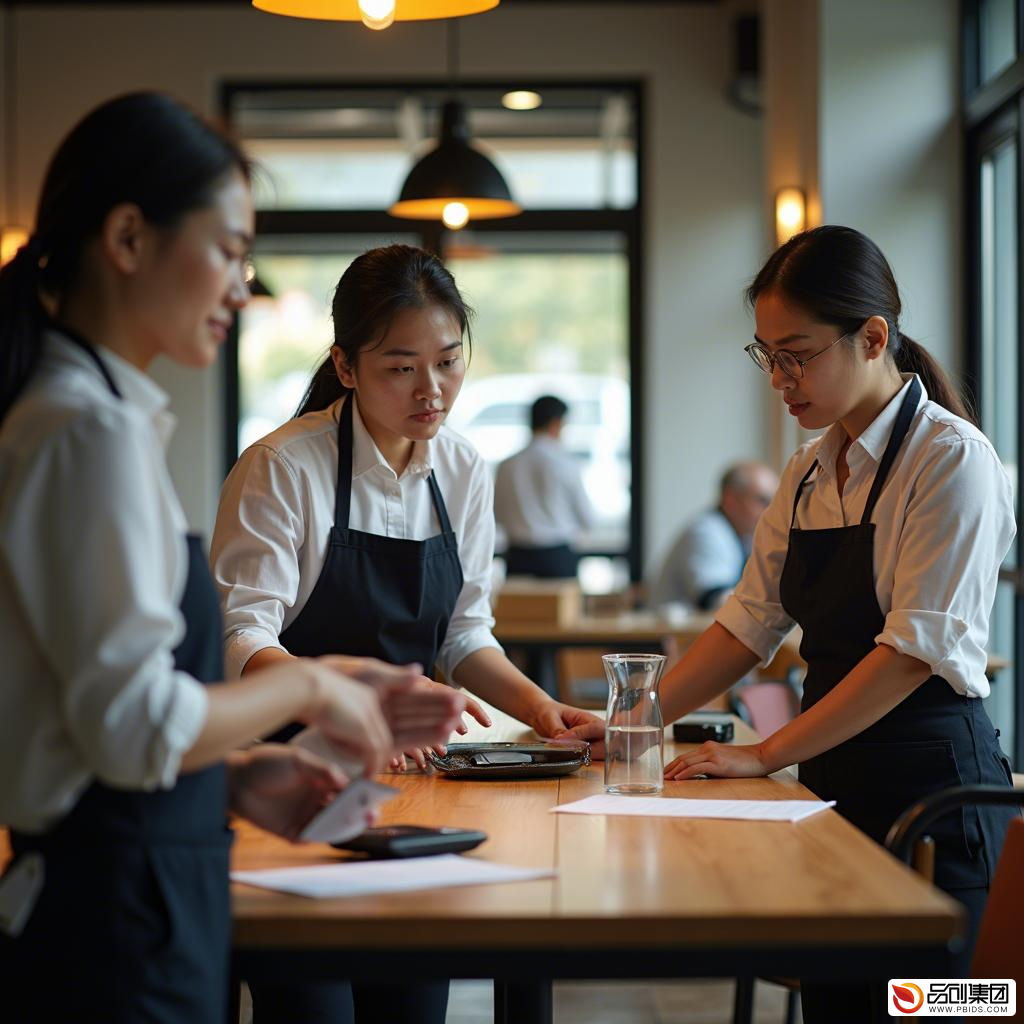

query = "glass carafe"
[602,653,666,794]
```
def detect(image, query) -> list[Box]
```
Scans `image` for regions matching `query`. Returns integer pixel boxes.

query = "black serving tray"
[426,740,591,780]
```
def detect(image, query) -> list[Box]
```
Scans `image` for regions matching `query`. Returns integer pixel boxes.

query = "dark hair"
[531,395,568,432]
[296,244,473,417]
[746,225,975,423]
[0,91,250,424]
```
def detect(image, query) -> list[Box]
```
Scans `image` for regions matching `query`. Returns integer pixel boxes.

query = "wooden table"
[232,708,962,1023]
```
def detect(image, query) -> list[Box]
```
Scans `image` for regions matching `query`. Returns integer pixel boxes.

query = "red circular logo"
[891,982,925,1014]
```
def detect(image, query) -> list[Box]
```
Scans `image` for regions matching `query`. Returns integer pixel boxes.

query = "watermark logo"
[888,979,1016,1016]
[892,983,925,1014]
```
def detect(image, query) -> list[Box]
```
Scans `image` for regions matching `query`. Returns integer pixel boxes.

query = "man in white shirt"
[494,395,596,578]
[651,461,779,611]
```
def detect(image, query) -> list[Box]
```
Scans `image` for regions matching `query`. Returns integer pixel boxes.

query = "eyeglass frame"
[743,330,853,380]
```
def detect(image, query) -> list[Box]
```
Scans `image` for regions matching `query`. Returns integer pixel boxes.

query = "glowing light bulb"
[501,90,542,111]
[358,0,395,30]
[0,225,30,267]
[442,202,470,230]
[774,187,806,245]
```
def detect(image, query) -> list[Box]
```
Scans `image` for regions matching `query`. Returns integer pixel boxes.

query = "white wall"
[819,0,961,375]
[7,2,766,567]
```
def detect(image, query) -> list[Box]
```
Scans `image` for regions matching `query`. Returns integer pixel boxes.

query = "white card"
[299,778,399,845]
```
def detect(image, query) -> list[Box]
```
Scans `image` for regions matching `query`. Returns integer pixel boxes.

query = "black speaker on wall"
[727,13,762,115]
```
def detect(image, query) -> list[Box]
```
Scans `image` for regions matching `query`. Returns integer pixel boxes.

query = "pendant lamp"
[1,6,29,268]
[252,1,498,31]
[390,21,520,229]
[390,100,520,227]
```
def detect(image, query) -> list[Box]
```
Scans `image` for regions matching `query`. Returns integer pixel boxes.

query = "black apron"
[781,378,1015,891]
[2,334,232,1024]
[271,395,464,741]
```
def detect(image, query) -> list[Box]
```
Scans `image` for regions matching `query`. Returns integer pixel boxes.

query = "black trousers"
[249,979,449,1024]
[505,543,578,578]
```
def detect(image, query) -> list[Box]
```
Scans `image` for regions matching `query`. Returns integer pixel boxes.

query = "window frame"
[964,2,1024,767]
[220,78,647,579]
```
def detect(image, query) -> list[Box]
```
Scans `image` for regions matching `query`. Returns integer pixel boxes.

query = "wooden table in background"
[231,707,961,1023]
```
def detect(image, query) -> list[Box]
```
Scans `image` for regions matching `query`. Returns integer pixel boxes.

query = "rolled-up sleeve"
[210,444,306,678]
[0,410,207,790]
[876,438,1015,695]
[436,454,503,679]
[715,449,807,664]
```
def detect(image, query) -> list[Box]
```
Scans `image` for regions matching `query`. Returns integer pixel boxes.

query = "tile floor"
[241,978,802,1023]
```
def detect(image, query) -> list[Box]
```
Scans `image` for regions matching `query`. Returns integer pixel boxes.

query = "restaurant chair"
[730,681,800,739]
[734,783,1024,1022]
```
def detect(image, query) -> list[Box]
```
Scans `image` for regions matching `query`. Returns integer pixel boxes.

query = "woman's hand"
[227,745,348,841]
[376,678,468,752]
[532,701,605,756]
[300,662,396,776]
[663,741,772,780]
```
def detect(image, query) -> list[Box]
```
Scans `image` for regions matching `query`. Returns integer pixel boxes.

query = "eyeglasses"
[744,332,850,380]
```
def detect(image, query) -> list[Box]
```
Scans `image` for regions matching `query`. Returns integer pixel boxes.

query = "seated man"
[494,395,596,578]
[651,461,778,610]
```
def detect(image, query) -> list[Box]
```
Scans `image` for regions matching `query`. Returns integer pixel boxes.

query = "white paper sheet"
[232,854,554,899]
[551,795,836,822]
[298,779,399,845]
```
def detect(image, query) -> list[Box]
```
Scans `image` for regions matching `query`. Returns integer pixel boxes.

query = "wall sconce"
[774,186,806,247]
[0,225,29,267]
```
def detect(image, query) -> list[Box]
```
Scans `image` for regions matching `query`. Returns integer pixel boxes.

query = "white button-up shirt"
[493,435,595,548]
[717,374,1016,698]
[210,395,502,680]
[0,332,209,833]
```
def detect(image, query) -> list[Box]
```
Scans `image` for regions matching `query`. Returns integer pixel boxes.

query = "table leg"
[494,979,552,1024]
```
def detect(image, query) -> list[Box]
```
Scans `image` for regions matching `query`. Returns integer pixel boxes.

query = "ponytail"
[296,355,349,418]
[892,333,977,425]
[0,237,48,423]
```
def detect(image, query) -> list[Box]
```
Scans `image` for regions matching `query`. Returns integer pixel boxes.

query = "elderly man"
[651,461,779,610]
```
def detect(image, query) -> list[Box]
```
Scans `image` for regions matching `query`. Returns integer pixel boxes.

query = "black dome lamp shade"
[390,100,521,227]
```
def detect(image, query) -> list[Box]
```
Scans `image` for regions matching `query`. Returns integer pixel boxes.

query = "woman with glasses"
[562,225,1016,1021]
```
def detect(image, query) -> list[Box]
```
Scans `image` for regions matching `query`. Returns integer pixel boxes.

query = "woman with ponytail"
[210,243,602,1022]
[0,94,464,1024]
[562,226,1017,1021]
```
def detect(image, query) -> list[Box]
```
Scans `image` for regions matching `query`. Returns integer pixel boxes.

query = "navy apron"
[780,378,1015,1019]
[2,333,232,1024]
[270,394,464,741]
[251,393,459,1024]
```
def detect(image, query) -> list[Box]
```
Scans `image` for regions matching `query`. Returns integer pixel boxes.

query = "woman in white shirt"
[562,226,1017,1021]
[0,94,464,1024]
[211,242,601,1023]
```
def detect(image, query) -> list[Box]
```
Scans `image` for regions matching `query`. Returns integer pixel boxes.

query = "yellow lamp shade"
[252,0,498,21]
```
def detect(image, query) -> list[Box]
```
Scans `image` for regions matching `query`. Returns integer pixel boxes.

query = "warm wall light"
[252,0,498,24]
[0,225,29,267]
[501,90,542,111]
[775,186,806,246]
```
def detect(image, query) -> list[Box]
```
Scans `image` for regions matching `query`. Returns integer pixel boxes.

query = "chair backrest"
[555,648,610,708]
[734,682,798,738]
[971,816,1024,980]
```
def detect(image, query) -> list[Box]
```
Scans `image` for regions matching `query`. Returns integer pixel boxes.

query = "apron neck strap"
[335,395,454,533]
[859,376,921,525]
[54,322,123,400]
[790,460,820,529]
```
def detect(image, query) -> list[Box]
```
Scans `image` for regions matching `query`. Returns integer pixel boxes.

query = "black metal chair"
[733,783,1024,1024]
